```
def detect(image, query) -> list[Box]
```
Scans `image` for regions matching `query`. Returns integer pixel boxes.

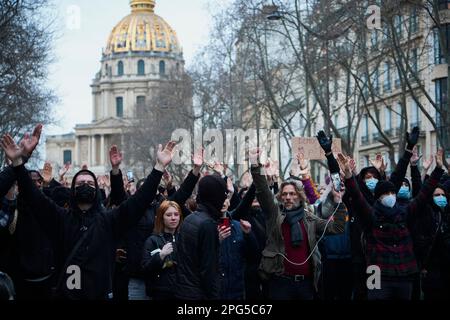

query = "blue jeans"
[367,278,412,300]
[128,278,149,300]
[268,275,314,300]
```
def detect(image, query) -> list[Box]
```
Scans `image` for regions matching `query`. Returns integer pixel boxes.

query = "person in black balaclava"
[0,126,175,300]
[175,174,228,300]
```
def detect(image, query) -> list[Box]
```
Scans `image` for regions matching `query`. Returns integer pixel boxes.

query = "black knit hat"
[374,180,396,200]
[197,175,228,218]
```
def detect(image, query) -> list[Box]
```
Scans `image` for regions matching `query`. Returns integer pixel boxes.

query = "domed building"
[46,0,191,175]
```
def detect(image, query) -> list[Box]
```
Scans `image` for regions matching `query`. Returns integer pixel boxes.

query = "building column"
[74,136,79,166]
[100,134,105,167]
[91,135,97,166]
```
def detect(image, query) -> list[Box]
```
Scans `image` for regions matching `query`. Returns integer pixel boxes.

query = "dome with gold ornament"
[104,0,182,57]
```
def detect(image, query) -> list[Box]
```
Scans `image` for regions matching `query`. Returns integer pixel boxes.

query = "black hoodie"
[13,164,163,300]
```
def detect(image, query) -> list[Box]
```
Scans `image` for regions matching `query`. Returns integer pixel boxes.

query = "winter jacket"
[175,206,220,300]
[219,218,259,300]
[13,163,163,300]
[344,167,444,278]
[141,232,178,298]
[250,164,346,291]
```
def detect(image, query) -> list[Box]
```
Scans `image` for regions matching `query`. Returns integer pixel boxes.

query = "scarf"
[284,206,305,247]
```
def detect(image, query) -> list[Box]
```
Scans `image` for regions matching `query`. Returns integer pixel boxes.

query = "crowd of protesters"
[0,124,449,300]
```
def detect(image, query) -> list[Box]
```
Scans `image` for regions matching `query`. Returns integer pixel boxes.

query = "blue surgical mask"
[365,178,378,192]
[433,195,448,208]
[397,186,411,200]
[381,194,396,208]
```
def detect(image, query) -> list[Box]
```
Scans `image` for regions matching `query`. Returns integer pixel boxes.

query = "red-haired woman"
[141,200,183,300]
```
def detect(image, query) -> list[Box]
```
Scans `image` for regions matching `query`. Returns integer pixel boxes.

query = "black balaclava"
[70,169,101,211]
[197,175,228,220]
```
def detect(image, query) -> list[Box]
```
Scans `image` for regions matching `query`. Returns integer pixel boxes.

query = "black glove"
[316,130,333,154]
[406,126,420,150]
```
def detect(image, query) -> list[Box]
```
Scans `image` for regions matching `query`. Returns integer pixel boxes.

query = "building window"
[372,68,379,94]
[371,30,378,48]
[116,97,124,118]
[439,0,450,10]
[410,8,418,34]
[361,114,369,144]
[63,150,72,165]
[385,107,392,131]
[118,61,124,76]
[138,60,145,75]
[436,78,448,127]
[384,62,391,91]
[411,100,420,128]
[396,103,402,129]
[136,95,146,116]
[411,49,418,74]
[159,60,166,75]
[395,66,401,88]
[395,15,403,38]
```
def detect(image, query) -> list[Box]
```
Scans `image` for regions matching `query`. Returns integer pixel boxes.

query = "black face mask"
[75,184,96,204]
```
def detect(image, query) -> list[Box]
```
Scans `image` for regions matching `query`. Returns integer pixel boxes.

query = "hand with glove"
[406,126,420,152]
[316,130,333,155]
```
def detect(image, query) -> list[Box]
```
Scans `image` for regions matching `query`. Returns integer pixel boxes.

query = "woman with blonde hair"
[141,200,183,300]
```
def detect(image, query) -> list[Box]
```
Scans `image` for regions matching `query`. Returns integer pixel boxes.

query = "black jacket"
[141,232,178,298]
[111,170,199,277]
[175,205,220,300]
[13,163,163,300]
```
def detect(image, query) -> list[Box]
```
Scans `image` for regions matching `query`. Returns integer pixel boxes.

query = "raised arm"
[110,141,175,239]
[410,151,423,198]
[389,127,420,191]
[168,148,203,206]
[249,148,279,228]
[229,183,256,221]
[1,125,65,240]
[108,145,128,206]
[339,153,374,229]
[407,149,445,218]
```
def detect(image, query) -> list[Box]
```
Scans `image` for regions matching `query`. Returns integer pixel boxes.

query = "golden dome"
[104,0,181,55]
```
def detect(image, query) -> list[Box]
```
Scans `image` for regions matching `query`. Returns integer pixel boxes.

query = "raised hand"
[337,153,352,179]
[42,162,53,184]
[436,149,444,169]
[406,126,420,150]
[348,157,357,175]
[109,145,122,170]
[422,155,434,173]
[370,153,386,173]
[226,176,234,196]
[81,163,88,170]
[156,141,176,171]
[410,146,422,166]
[239,219,252,234]
[249,147,261,166]
[162,170,173,187]
[20,124,42,158]
[240,171,252,188]
[0,134,22,162]
[316,130,333,154]
[192,147,204,176]
[290,155,301,177]
[59,162,71,179]
[213,162,225,176]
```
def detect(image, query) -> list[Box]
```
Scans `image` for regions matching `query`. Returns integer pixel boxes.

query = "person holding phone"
[141,200,183,300]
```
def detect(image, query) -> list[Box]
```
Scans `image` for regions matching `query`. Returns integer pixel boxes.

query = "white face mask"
[381,194,396,208]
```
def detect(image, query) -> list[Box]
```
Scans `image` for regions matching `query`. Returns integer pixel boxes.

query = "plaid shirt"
[345,167,444,278]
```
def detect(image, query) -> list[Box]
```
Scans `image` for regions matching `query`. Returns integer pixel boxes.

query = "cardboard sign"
[292,137,342,160]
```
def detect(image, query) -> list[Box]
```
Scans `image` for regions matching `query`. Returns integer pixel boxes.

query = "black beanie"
[197,175,228,216]
[374,180,396,200]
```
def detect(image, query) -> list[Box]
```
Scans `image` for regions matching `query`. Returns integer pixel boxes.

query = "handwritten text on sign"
[292,137,342,160]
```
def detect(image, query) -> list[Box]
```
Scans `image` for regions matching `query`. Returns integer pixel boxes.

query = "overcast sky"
[46,0,229,136]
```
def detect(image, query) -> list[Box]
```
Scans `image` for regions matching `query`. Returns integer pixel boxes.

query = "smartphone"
[331,172,341,192]
[219,217,230,229]
[127,170,135,183]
